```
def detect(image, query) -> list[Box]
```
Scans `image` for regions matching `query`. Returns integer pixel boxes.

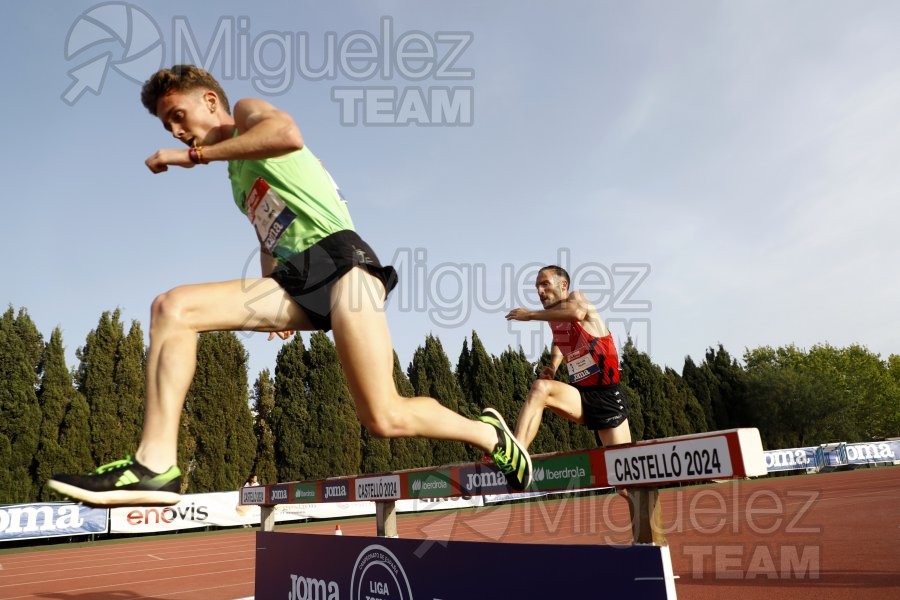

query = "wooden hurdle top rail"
[242,428,766,507]
[241,428,767,544]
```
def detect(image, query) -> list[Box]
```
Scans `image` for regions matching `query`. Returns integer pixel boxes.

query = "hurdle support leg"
[376,500,397,537]
[260,505,276,533]
[629,487,666,545]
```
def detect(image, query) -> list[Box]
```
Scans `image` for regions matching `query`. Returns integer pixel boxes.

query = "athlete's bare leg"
[137,268,505,473]
[597,419,631,447]
[329,267,498,450]
[514,378,586,449]
[597,419,632,500]
[136,277,314,472]
[515,379,633,501]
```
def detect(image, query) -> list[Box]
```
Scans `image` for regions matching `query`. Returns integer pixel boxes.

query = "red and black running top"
[550,321,620,387]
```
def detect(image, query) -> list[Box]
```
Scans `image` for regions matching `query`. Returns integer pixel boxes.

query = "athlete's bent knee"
[359,408,409,439]
[150,287,192,328]
[529,378,555,401]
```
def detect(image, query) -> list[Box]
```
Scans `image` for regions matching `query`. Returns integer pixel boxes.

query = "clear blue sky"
[5,0,899,385]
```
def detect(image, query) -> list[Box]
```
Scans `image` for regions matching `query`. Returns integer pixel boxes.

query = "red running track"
[1,467,897,599]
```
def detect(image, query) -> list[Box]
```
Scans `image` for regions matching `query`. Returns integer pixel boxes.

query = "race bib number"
[245,178,296,253]
[566,349,600,383]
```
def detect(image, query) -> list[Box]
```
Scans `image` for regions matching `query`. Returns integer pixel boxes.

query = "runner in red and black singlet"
[550,321,621,387]
[506,265,631,453]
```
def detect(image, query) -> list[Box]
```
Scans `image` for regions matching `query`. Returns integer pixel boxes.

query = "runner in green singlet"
[48,65,531,506]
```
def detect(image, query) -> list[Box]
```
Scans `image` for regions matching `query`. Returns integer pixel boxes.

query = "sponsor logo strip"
[323,479,351,502]
[458,464,512,495]
[269,486,289,503]
[764,447,818,472]
[355,475,401,501]
[292,482,319,503]
[845,441,899,465]
[241,487,266,505]
[407,471,452,498]
[531,454,593,491]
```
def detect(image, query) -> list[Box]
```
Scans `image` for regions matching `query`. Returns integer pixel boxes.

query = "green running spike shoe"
[48,456,182,507]
[479,408,533,491]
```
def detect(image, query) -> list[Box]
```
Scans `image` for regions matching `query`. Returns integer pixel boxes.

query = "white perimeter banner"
[108,491,306,534]
[110,491,483,534]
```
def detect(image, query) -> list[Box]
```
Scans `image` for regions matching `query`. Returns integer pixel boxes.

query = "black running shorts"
[269,230,398,331]
[579,383,629,431]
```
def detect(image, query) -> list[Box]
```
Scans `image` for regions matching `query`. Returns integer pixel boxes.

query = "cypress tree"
[457,333,504,417]
[303,332,361,478]
[113,321,146,455]
[568,418,599,451]
[494,348,530,413]
[456,333,504,460]
[621,338,672,440]
[251,369,279,485]
[408,335,469,466]
[663,367,701,436]
[183,333,226,492]
[57,392,94,476]
[621,381,644,441]
[185,332,255,492]
[35,328,75,499]
[17,309,44,498]
[494,347,535,448]
[678,370,708,434]
[15,307,45,369]
[681,356,716,430]
[0,307,43,501]
[457,339,473,411]
[176,409,196,494]
[360,426,392,474]
[222,335,256,489]
[76,310,124,464]
[0,435,12,502]
[272,335,309,482]
[704,345,750,429]
[389,352,433,470]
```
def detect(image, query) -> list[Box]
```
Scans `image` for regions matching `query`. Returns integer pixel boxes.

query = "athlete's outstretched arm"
[145,95,303,172]
[202,98,303,162]
[506,290,592,323]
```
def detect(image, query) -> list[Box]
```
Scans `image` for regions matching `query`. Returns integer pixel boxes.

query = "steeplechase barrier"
[241,428,767,599]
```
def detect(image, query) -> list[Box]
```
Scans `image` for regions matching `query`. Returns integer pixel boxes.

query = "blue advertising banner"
[845,441,900,465]
[0,503,108,542]
[764,447,819,472]
[256,532,676,599]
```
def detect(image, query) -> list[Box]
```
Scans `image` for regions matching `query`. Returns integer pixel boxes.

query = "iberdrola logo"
[531,455,592,490]
[62,2,164,105]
